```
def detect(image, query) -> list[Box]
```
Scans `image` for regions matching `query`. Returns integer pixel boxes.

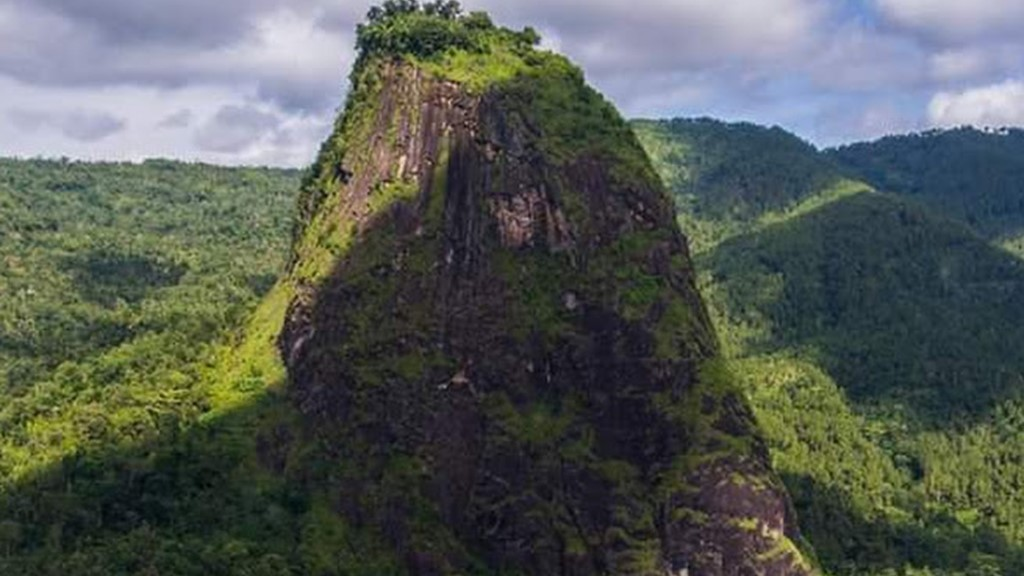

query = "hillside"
[632,118,850,254]
[830,127,1024,255]
[0,158,298,389]
[641,120,1024,575]
[708,191,1024,418]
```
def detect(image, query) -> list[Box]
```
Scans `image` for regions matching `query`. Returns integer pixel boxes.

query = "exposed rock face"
[279,58,814,575]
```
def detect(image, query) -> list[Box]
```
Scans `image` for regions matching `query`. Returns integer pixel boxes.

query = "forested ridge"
[0,158,298,388]
[829,127,1024,255]
[638,119,1024,575]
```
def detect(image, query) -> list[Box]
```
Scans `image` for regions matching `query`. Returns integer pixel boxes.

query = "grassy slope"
[638,119,1024,575]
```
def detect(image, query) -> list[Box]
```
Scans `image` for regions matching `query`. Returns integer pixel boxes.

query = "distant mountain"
[708,191,1024,417]
[633,118,853,254]
[640,119,1024,575]
[830,127,1024,255]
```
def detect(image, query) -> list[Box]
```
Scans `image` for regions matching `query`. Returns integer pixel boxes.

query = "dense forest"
[0,158,306,573]
[638,119,1024,575]
[633,118,863,254]
[830,127,1024,256]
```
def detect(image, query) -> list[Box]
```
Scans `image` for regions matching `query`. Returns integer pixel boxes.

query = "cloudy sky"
[1,0,1023,167]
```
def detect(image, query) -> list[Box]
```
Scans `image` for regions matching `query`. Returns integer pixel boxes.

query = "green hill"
[641,120,1024,575]
[0,158,297,390]
[830,127,1024,256]
[633,118,849,253]
[708,191,1024,418]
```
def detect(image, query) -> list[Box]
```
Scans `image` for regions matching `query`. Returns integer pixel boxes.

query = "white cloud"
[191,8,353,112]
[928,80,1024,128]
[194,105,282,154]
[929,44,1024,84]
[59,111,127,142]
[0,76,331,165]
[483,0,826,72]
[0,1,353,113]
[158,110,194,129]
[929,49,990,81]
[8,108,126,142]
[807,25,926,91]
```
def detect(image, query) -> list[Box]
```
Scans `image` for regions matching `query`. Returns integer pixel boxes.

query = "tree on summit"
[423,1,464,19]
[356,1,537,61]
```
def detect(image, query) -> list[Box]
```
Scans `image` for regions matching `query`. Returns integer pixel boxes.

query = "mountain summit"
[276,3,814,574]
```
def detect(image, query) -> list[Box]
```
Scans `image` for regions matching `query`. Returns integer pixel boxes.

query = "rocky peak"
[276,4,817,574]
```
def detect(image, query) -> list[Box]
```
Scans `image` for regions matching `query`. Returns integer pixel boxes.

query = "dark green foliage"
[62,249,188,306]
[641,120,1024,575]
[355,1,538,62]
[830,127,1024,249]
[707,192,1024,418]
[633,118,843,251]
[0,158,298,393]
[704,195,1024,572]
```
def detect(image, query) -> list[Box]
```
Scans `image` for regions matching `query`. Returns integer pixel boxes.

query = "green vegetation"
[830,127,1024,255]
[0,158,318,573]
[634,118,845,253]
[356,1,539,64]
[353,0,654,179]
[2,5,764,574]
[0,157,297,403]
[640,120,1024,575]
[707,191,1024,417]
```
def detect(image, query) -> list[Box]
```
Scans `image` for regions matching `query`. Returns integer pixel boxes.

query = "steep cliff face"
[276,8,814,575]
